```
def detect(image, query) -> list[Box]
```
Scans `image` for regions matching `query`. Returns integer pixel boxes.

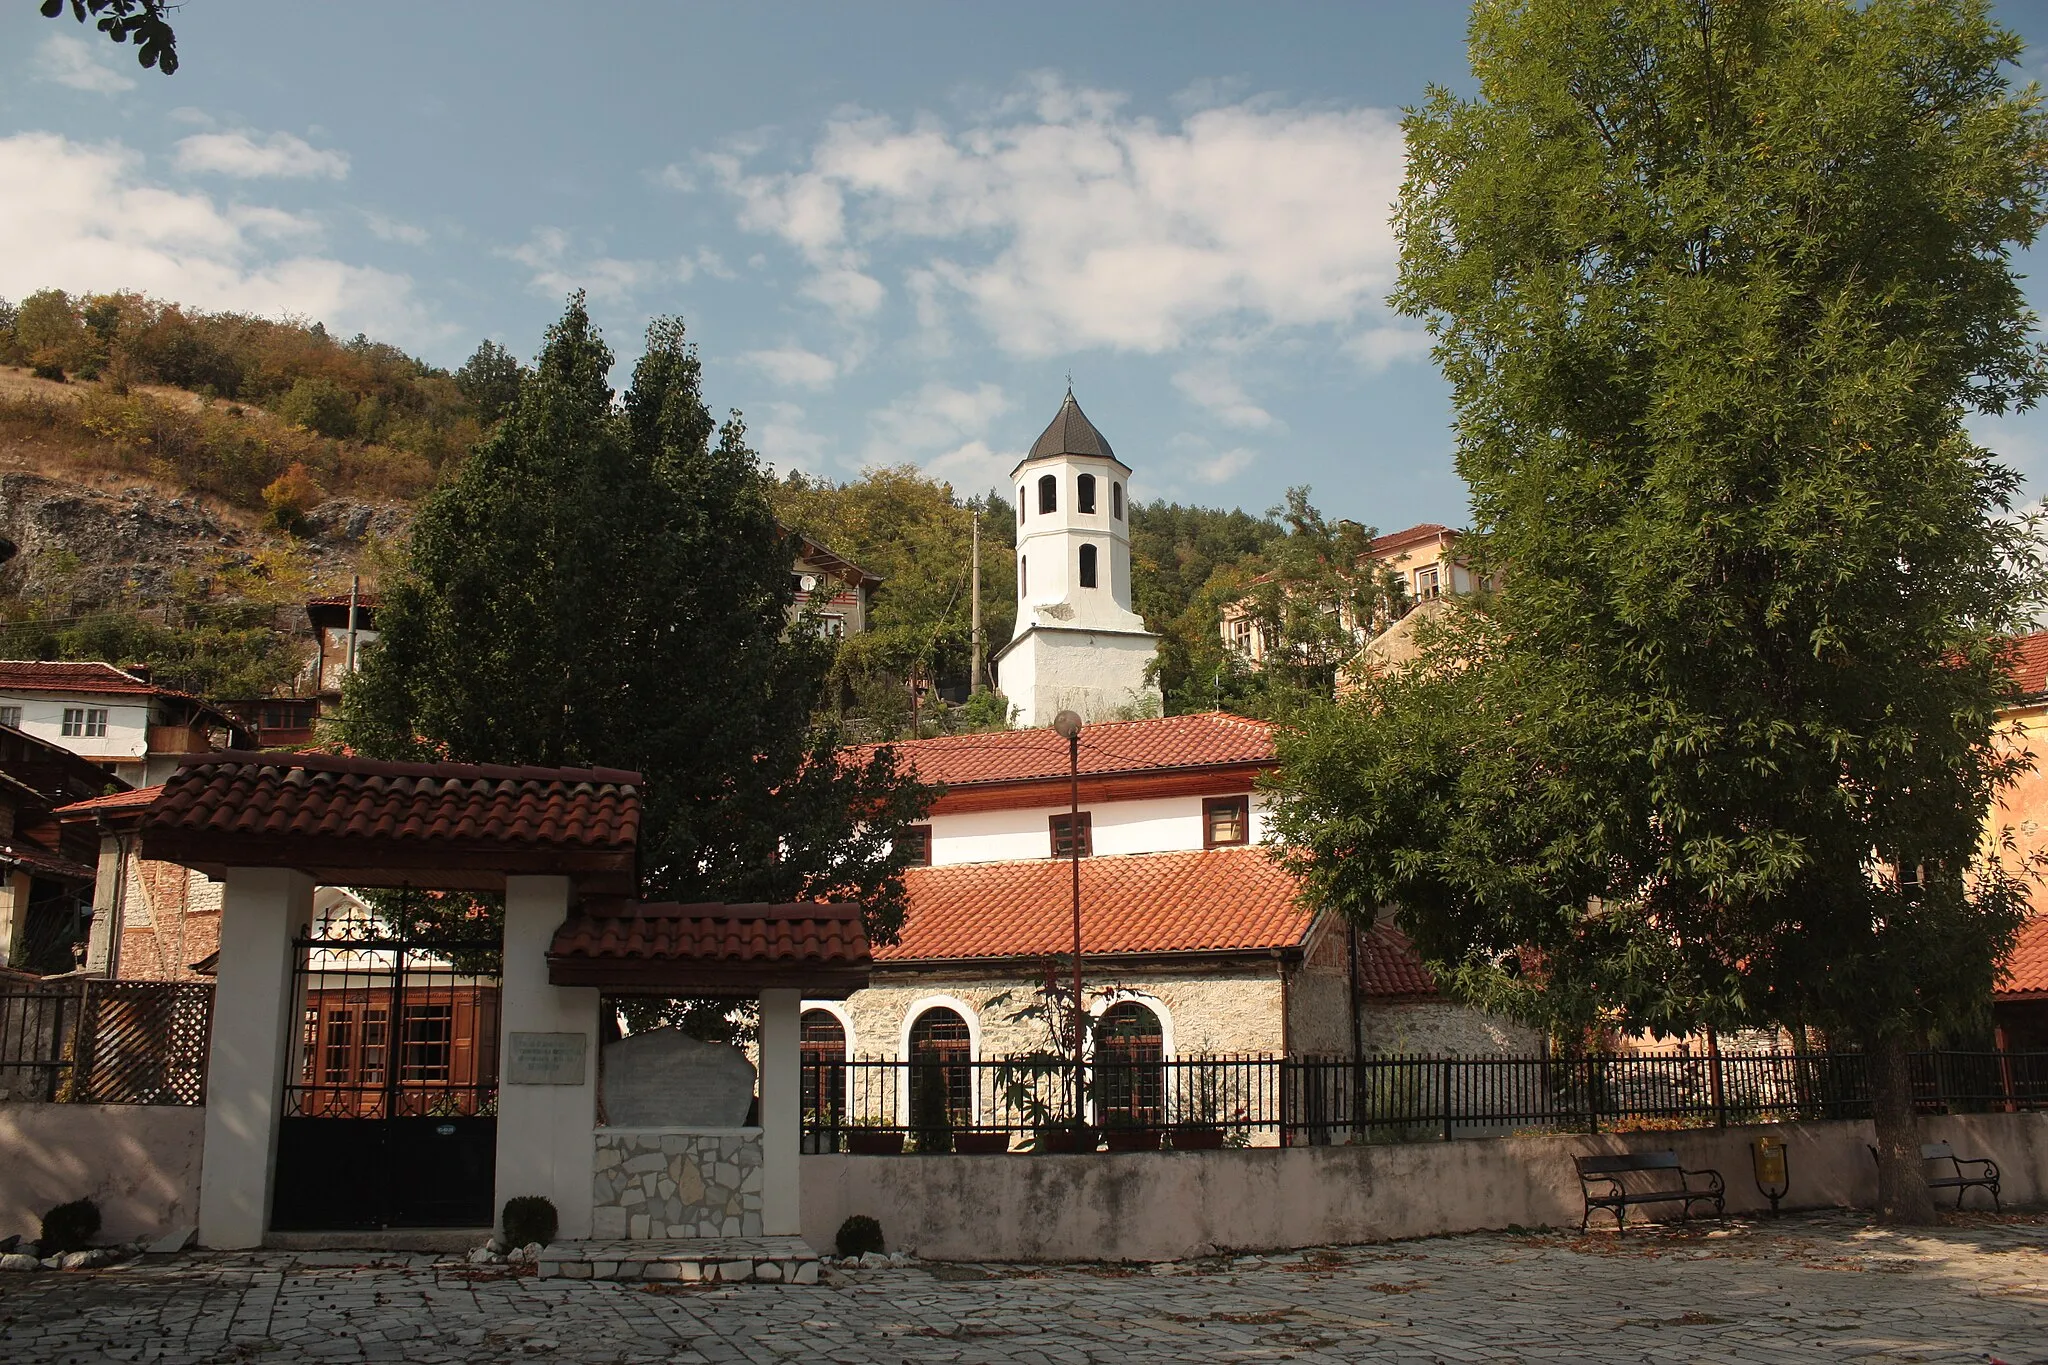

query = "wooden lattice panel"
[74,981,213,1106]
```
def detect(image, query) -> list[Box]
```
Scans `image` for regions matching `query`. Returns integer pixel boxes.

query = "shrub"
[834,1214,884,1258]
[40,1198,101,1254]
[262,461,323,532]
[274,376,358,439]
[500,1195,558,1248]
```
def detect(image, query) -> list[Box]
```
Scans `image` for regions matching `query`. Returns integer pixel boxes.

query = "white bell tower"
[994,391,1162,726]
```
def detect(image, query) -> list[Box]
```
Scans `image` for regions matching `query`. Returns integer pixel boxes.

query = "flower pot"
[1032,1126,1097,1153]
[1102,1126,1163,1152]
[1170,1127,1227,1150]
[952,1131,1012,1154]
[845,1130,906,1156]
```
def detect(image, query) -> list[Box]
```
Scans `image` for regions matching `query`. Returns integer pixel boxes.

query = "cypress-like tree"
[1270,0,2047,1222]
[340,297,931,938]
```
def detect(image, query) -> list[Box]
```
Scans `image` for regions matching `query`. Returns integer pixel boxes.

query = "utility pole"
[345,574,362,680]
[970,508,983,694]
[1053,709,1084,1118]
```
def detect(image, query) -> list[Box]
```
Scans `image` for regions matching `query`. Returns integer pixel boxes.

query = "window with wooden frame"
[1049,811,1093,858]
[901,823,933,866]
[1203,795,1249,848]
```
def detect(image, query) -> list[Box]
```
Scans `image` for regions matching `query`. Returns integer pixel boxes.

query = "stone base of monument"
[535,1236,821,1285]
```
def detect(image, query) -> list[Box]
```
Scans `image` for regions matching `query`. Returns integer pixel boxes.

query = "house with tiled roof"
[0,660,251,787]
[1217,522,1484,677]
[813,712,1534,1092]
[0,721,121,974]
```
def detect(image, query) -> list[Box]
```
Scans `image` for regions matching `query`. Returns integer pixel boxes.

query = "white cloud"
[501,227,680,304]
[742,346,840,390]
[174,130,351,180]
[923,438,1019,494]
[1344,325,1433,372]
[1194,447,1259,484]
[712,77,1409,358]
[1172,361,1275,430]
[362,211,429,246]
[752,400,829,476]
[0,131,435,346]
[860,381,1014,470]
[37,34,134,94]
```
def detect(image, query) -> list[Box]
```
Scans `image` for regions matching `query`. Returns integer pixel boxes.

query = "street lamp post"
[1052,709,1084,1118]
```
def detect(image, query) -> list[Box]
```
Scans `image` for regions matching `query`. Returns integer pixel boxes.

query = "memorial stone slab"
[506,1032,587,1085]
[602,1029,756,1127]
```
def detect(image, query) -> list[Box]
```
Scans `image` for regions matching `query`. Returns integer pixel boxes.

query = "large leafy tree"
[1270,0,2047,1223]
[339,297,932,942]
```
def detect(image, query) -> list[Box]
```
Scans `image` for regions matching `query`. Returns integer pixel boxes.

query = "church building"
[812,394,1536,1119]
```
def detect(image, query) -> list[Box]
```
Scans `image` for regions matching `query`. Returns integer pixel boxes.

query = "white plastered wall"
[927,793,1272,866]
[996,627,1162,727]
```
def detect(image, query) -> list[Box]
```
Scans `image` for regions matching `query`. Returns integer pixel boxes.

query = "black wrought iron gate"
[271,906,502,1231]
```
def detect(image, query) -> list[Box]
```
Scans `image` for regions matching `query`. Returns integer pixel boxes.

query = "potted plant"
[1031,1118,1098,1153]
[844,1124,906,1156]
[1099,1111,1161,1151]
[1169,1120,1227,1150]
[952,1130,1012,1154]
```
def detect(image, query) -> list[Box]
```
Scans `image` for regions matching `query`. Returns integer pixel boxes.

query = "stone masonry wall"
[591,1129,763,1240]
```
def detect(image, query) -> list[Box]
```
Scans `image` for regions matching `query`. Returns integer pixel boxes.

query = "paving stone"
[0,1211,2042,1362]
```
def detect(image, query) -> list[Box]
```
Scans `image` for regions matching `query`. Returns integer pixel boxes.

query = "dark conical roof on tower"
[1028,389,1116,462]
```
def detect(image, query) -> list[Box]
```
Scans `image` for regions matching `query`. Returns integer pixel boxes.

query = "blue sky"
[5,2,2047,532]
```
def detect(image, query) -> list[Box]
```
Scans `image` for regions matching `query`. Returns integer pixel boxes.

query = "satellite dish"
[799,574,818,593]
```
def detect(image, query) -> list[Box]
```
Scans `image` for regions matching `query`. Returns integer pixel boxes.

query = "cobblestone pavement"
[1,1211,2043,1364]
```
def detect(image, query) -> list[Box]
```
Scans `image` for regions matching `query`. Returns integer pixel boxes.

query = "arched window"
[1077,473,1097,514]
[1019,555,1027,597]
[1113,482,1124,520]
[801,1009,847,1129]
[1094,1001,1165,1125]
[907,1006,973,1138]
[1018,487,1025,523]
[1038,473,1058,515]
[1078,543,1098,589]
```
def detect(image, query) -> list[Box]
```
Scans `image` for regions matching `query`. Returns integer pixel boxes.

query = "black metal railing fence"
[0,978,213,1104]
[802,1049,2048,1149]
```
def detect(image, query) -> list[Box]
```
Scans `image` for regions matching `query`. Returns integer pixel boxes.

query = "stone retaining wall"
[802,1111,2048,1262]
[592,1128,763,1239]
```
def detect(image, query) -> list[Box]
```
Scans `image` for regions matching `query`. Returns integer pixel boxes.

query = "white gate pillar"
[758,987,802,1236]
[199,866,314,1249]
[496,875,598,1240]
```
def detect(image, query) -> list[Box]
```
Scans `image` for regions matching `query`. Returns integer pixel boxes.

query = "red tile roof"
[1359,920,1438,998]
[1366,523,1453,558]
[549,900,871,996]
[139,753,642,893]
[0,661,161,695]
[861,712,1277,790]
[2003,631,2048,699]
[0,842,95,882]
[881,846,1313,963]
[1997,915,2048,1001]
[55,786,161,819]
[307,592,382,610]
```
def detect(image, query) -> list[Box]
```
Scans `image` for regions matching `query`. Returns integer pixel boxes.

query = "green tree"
[1269,0,2047,1224]
[1129,499,1285,705]
[338,296,932,940]
[39,0,177,75]
[455,339,525,428]
[274,376,359,440]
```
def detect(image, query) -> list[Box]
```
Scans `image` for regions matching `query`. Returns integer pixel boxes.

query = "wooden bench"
[1575,1151,1726,1231]
[1868,1142,2001,1211]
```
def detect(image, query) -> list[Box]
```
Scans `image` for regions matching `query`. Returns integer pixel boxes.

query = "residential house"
[0,661,250,787]
[1219,522,1482,668]
[218,590,377,750]
[0,723,119,974]
[1991,630,2048,1048]
[791,535,879,642]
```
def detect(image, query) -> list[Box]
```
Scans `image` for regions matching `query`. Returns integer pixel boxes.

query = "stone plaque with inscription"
[505,1031,588,1086]
[601,1029,756,1128]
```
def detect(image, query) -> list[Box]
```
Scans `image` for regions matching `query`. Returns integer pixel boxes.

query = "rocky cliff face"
[0,470,411,609]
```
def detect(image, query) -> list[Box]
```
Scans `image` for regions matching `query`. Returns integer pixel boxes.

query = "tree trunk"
[1868,1034,1936,1225]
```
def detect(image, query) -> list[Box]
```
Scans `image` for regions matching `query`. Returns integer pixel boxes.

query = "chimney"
[123,662,152,684]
